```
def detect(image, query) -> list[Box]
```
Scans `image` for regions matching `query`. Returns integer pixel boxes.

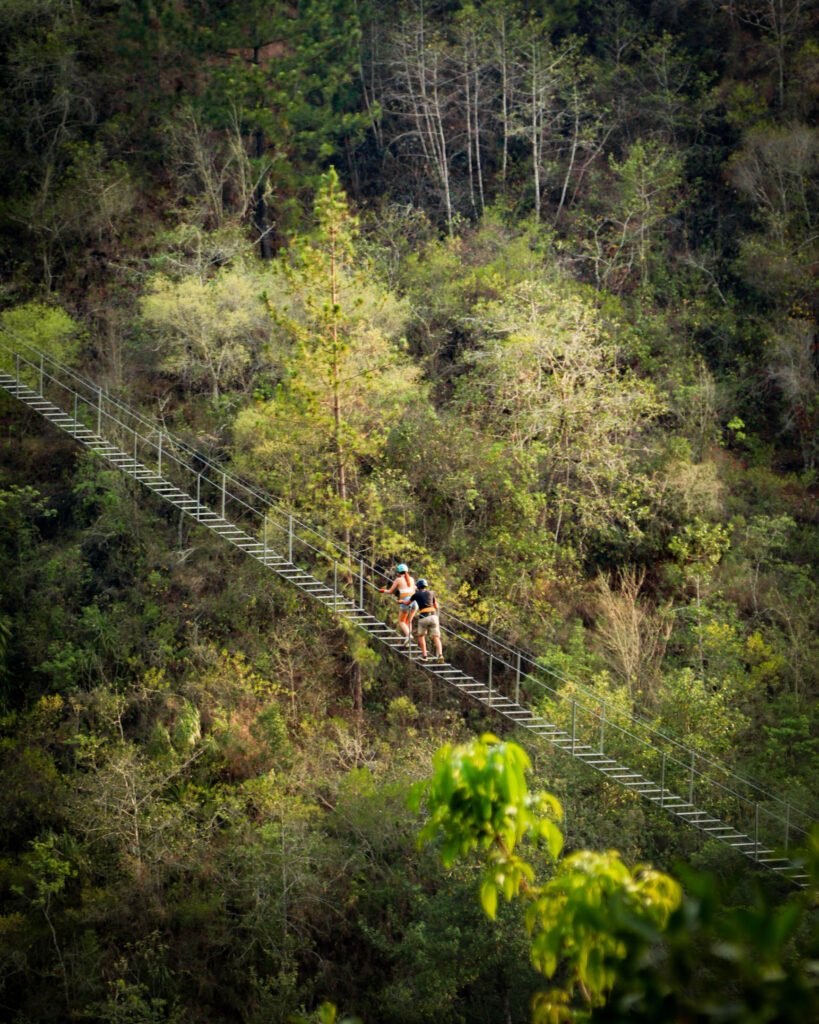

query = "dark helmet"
[416,578,428,588]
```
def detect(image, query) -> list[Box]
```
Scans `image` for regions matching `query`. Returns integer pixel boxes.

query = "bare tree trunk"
[555,84,580,222]
[473,64,485,214]
[531,61,541,222]
[428,46,454,233]
[328,223,352,567]
[514,33,577,224]
[352,660,363,718]
[388,7,455,233]
[498,16,510,184]
[735,0,804,110]
[329,235,347,509]
[252,46,273,259]
[695,577,705,680]
[357,0,385,150]
[464,46,476,214]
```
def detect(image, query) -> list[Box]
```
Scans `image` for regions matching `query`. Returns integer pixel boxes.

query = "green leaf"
[480,876,498,920]
[317,1003,337,1024]
[539,820,565,860]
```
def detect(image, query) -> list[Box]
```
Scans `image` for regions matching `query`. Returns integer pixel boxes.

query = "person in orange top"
[379,563,416,643]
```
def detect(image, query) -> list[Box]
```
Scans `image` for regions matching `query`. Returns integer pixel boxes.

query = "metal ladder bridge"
[0,341,813,888]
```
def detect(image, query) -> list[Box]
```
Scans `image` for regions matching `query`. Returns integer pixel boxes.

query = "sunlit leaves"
[456,275,665,552]
[413,733,563,871]
[415,736,682,1019]
[668,516,732,585]
[527,850,680,999]
[140,268,270,400]
[0,301,81,368]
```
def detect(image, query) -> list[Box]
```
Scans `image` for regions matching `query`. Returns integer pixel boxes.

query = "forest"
[0,0,817,1021]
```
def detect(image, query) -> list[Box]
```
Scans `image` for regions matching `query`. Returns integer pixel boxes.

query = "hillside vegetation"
[0,2,817,1022]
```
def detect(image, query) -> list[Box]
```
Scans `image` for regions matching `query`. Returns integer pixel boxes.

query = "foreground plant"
[411,734,680,1022]
[412,734,818,1024]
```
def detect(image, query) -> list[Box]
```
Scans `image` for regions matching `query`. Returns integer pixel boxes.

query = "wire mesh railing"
[1,337,815,873]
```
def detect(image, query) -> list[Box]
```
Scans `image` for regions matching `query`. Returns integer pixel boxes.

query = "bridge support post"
[660,753,666,808]
[221,473,226,519]
[600,704,606,754]
[97,388,102,435]
[515,651,521,705]
[571,700,576,754]
[158,432,163,475]
[689,751,695,806]
[288,515,293,563]
[359,559,364,610]
[755,804,760,861]
[488,654,493,701]
[39,355,44,395]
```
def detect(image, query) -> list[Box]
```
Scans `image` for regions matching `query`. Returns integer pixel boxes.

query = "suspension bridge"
[0,340,813,888]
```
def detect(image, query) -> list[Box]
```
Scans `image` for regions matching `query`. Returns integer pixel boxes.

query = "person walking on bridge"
[379,563,416,644]
[407,579,444,662]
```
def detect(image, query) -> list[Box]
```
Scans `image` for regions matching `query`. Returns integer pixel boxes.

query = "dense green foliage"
[0,0,817,1021]
[416,735,819,1023]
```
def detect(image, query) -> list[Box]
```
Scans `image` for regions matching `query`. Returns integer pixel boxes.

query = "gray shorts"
[417,613,440,638]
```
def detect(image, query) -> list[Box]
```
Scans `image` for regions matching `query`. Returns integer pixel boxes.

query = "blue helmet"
[396,563,409,573]
[416,578,428,588]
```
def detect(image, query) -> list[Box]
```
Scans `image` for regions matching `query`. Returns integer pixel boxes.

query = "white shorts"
[417,613,440,638]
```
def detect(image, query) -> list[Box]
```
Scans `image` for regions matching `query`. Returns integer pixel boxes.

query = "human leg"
[423,615,444,660]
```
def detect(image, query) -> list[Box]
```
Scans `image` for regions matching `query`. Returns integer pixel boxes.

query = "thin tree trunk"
[555,84,580,222]
[499,18,509,184]
[43,898,71,1012]
[328,224,352,565]
[252,46,273,258]
[464,46,476,213]
[695,578,705,680]
[356,0,384,149]
[431,68,454,233]
[531,68,541,222]
[330,237,347,509]
[352,661,363,717]
[473,64,485,214]
[281,825,288,945]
